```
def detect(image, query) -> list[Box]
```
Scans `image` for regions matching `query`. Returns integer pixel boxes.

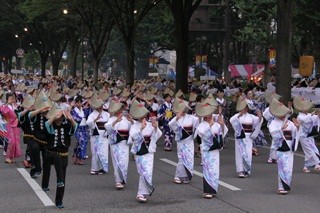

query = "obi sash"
[136,136,151,156]
[181,126,193,140]
[242,124,253,133]
[209,134,223,151]
[96,122,106,130]
[307,126,318,137]
[116,130,129,143]
[283,130,292,141]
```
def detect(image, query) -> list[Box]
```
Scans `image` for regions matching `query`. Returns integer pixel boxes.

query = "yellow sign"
[299,56,314,77]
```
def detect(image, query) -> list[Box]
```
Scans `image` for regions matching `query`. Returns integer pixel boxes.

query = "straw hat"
[175,89,184,98]
[203,94,218,106]
[16,84,27,92]
[67,89,78,98]
[269,98,291,117]
[144,93,155,101]
[195,102,217,117]
[121,89,131,98]
[293,96,314,112]
[46,104,63,120]
[189,92,197,102]
[83,90,94,99]
[49,91,63,102]
[90,93,104,109]
[77,82,85,89]
[98,89,110,101]
[108,100,124,114]
[265,92,281,104]
[34,90,53,110]
[164,88,174,97]
[113,87,122,96]
[236,97,248,112]
[26,87,36,94]
[129,100,149,119]
[173,98,190,114]
[149,87,158,94]
[21,94,35,109]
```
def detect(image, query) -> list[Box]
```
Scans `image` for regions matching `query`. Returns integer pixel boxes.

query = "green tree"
[104,0,162,85]
[165,0,202,93]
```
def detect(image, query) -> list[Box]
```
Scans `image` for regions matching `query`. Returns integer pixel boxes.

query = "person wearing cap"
[86,94,110,175]
[293,96,320,173]
[194,99,227,199]
[44,107,77,209]
[169,98,199,184]
[0,93,21,163]
[268,98,299,195]
[16,95,36,168]
[157,93,174,151]
[29,91,52,179]
[70,96,90,165]
[229,97,263,178]
[105,100,133,190]
[128,100,162,203]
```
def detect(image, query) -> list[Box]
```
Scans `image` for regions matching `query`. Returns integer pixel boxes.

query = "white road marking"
[17,168,55,206]
[160,158,241,191]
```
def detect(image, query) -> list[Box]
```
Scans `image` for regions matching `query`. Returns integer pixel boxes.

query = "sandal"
[115,183,124,190]
[252,148,258,156]
[203,193,213,199]
[174,178,182,184]
[136,195,147,203]
[277,189,288,195]
[303,167,311,173]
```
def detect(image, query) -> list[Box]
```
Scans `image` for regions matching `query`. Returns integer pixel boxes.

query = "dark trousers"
[27,139,44,173]
[42,151,68,205]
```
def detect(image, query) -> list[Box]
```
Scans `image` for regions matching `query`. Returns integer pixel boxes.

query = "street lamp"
[63,9,68,15]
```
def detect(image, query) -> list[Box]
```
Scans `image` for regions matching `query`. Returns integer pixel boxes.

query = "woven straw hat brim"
[108,101,123,114]
[50,93,63,102]
[98,90,110,101]
[35,91,53,110]
[113,88,122,96]
[195,103,217,117]
[189,92,197,102]
[269,98,290,117]
[46,104,63,120]
[293,96,314,112]
[129,100,149,119]
[21,95,35,109]
[173,98,190,114]
[203,94,218,106]
[83,91,94,99]
[175,90,184,98]
[265,92,281,104]
[67,90,78,98]
[121,90,131,98]
[236,99,248,112]
[91,99,104,109]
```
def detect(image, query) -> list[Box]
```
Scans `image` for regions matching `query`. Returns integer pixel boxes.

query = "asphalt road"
[1,136,320,213]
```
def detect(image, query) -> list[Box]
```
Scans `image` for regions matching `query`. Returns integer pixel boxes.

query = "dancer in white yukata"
[195,95,228,199]
[293,96,320,173]
[128,100,162,203]
[268,98,299,195]
[86,93,110,175]
[263,92,282,164]
[169,98,199,184]
[105,100,133,190]
[229,97,263,178]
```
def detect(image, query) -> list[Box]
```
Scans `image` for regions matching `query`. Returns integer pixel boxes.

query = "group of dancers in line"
[0,77,320,208]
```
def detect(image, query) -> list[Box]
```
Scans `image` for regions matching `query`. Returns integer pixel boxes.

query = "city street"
[1,137,320,213]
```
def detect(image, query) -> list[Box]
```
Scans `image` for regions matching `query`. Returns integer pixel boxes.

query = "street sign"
[16,48,25,58]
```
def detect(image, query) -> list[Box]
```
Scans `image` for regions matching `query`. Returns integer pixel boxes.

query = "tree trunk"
[0,59,2,73]
[125,41,135,86]
[174,22,189,93]
[3,59,9,74]
[92,58,99,84]
[276,0,293,104]
[40,53,49,77]
[69,37,79,77]
[223,0,231,83]
[52,60,59,76]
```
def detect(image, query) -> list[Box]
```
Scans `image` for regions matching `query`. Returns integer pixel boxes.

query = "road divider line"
[160,158,241,191]
[17,168,54,206]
